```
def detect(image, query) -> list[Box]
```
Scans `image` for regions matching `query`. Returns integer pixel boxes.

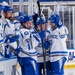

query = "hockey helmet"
[24,15,33,23]
[0,4,3,12]
[48,14,62,28]
[13,12,24,20]
[19,16,25,24]
[3,6,13,13]
[36,17,46,25]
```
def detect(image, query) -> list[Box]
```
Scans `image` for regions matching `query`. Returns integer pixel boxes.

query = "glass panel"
[53,3,74,49]
[59,6,73,49]
[23,5,28,14]
[13,5,19,12]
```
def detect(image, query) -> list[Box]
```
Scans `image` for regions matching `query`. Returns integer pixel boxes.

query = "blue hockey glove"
[4,51,13,58]
[4,35,19,43]
[9,35,19,42]
[16,46,22,56]
[39,30,45,39]
[4,46,13,58]
[44,41,50,49]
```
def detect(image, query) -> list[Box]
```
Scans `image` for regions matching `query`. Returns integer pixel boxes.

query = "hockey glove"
[15,46,22,56]
[44,41,50,49]
[4,35,19,43]
[39,30,45,39]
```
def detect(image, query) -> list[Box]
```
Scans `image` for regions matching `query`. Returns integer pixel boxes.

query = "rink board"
[0,56,17,75]
[0,49,75,75]
[65,49,75,69]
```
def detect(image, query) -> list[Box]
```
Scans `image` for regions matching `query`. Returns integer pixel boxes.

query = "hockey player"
[3,6,21,58]
[0,5,4,57]
[48,14,68,75]
[0,5,4,44]
[35,17,50,75]
[13,12,24,35]
[18,15,39,75]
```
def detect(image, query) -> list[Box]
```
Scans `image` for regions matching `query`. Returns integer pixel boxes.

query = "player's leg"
[38,63,43,75]
[59,57,67,75]
[50,57,67,75]
[24,57,39,75]
[18,57,39,75]
[18,57,25,75]
[46,61,51,75]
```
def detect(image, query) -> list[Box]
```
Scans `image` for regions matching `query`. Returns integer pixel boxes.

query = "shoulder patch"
[24,31,29,35]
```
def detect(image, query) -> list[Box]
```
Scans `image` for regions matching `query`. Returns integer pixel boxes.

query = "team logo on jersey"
[24,31,29,35]
[50,35,58,39]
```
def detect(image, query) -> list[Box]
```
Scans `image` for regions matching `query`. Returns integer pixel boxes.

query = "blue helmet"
[36,17,46,25]
[19,16,25,24]
[0,5,3,12]
[48,14,62,28]
[14,12,24,20]
[24,15,32,23]
[3,6,13,13]
[19,12,24,16]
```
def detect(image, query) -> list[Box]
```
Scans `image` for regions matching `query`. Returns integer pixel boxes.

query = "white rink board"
[0,56,17,75]
[64,49,75,75]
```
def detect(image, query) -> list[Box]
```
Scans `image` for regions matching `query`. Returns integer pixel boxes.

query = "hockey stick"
[37,1,47,75]
[20,50,31,56]
[6,45,31,57]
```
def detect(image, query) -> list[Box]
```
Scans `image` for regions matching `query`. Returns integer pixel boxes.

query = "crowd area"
[0,1,69,75]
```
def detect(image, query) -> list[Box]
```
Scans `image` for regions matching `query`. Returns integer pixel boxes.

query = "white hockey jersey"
[14,20,21,35]
[18,28,39,60]
[49,26,68,62]
[4,19,17,49]
[35,30,50,62]
[0,19,4,43]
[4,19,15,36]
